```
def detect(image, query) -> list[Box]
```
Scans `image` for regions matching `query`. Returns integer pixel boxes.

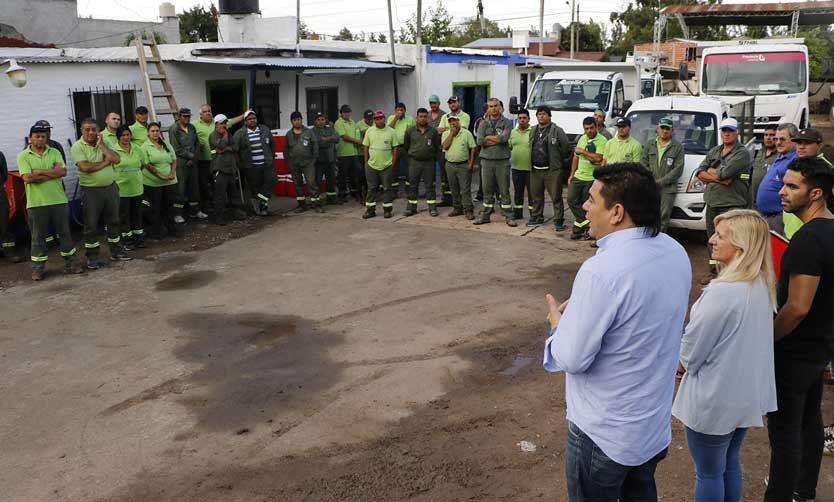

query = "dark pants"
[567,179,593,234]
[213,170,244,215]
[365,165,393,211]
[27,203,78,270]
[660,191,675,233]
[511,169,531,218]
[145,184,178,238]
[481,158,512,216]
[175,159,200,215]
[391,148,406,195]
[337,155,365,199]
[290,161,319,205]
[438,160,453,204]
[445,161,473,210]
[246,164,276,207]
[81,183,123,258]
[197,159,213,211]
[0,191,15,255]
[530,168,564,223]
[317,160,337,201]
[567,421,666,502]
[407,158,437,207]
[119,195,143,244]
[764,357,827,502]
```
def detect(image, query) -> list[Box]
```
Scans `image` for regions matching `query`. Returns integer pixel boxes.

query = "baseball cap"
[30,122,50,134]
[340,104,352,113]
[719,118,738,131]
[794,127,823,143]
[244,110,256,119]
[447,95,459,103]
[615,117,631,127]
[428,95,440,103]
[363,109,374,118]
[658,117,674,128]
[33,120,52,129]
[372,109,385,119]
[594,109,605,116]
[135,106,149,114]
[447,113,460,121]
[213,114,229,123]
[178,107,192,116]
[314,112,326,119]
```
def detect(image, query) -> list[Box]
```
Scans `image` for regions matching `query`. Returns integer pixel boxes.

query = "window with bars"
[69,86,137,139]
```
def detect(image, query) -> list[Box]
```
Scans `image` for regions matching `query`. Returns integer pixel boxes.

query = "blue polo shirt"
[756,149,797,215]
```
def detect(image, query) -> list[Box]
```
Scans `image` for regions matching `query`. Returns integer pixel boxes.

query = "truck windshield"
[626,111,717,155]
[641,79,655,98]
[527,79,611,112]
[703,52,807,95]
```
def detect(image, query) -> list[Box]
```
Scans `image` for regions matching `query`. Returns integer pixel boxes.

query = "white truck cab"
[626,95,756,232]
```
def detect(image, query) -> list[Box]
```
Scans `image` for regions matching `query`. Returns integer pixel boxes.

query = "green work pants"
[81,182,123,258]
[439,160,453,204]
[27,203,77,270]
[480,158,512,216]
[290,161,319,204]
[175,159,199,215]
[660,191,675,233]
[316,160,338,201]
[567,179,593,233]
[530,168,564,224]
[365,165,393,210]
[407,158,437,207]
[445,161,473,211]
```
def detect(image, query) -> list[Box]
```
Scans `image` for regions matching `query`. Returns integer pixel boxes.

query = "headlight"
[687,172,706,193]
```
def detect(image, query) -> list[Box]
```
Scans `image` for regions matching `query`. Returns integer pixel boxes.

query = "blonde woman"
[672,209,777,502]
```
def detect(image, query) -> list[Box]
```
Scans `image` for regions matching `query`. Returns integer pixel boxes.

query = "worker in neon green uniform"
[568,116,607,239]
[18,123,83,280]
[784,127,833,238]
[363,109,400,219]
[441,114,477,219]
[71,118,131,269]
[437,96,470,207]
[334,104,365,203]
[128,106,150,145]
[509,109,532,221]
[602,117,642,165]
[141,122,179,238]
[112,125,147,249]
[101,112,121,149]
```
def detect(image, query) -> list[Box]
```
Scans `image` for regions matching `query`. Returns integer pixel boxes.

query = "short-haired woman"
[673,209,778,502]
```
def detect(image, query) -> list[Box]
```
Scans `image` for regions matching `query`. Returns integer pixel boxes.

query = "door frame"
[205,79,248,112]
[451,80,491,98]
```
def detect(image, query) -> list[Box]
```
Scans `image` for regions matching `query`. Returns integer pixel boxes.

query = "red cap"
[372,109,385,119]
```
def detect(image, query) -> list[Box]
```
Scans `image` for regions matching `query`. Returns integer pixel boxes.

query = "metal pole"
[569,0,575,59]
[539,0,544,56]
[416,0,423,105]
[387,0,399,104]
[295,0,301,57]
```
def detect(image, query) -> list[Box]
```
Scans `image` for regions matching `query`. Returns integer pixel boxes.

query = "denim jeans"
[566,421,667,502]
[685,427,747,502]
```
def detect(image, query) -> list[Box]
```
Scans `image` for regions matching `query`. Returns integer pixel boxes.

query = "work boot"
[3,250,21,263]
[464,209,475,220]
[570,228,584,240]
[294,200,308,213]
[448,207,463,217]
[527,216,544,227]
[404,203,417,217]
[554,221,566,232]
[513,208,523,220]
[133,237,147,249]
[473,211,492,225]
[31,269,44,281]
[215,212,227,226]
[110,251,133,262]
[86,257,100,270]
[428,204,438,217]
[64,262,83,275]
[506,216,518,227]
[314,202,325,214]
[437,198,452,208]
[362,207,376,219]
[327,195,341,205]
[383,208,393,219]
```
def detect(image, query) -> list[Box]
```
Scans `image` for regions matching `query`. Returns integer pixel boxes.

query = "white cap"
[719,117,738,131]
[244,109,256,119]
[213,114,229,124]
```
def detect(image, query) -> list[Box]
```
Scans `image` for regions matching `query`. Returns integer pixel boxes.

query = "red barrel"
[272,129,328,198]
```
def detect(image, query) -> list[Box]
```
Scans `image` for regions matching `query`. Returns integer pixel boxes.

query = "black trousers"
[246,164,276,206]
[197,159,213,211]
[511,169,531,217]
[337,155,365,199]
[119,195,143,242]
[145,184,177,238]
[764,356,827,502]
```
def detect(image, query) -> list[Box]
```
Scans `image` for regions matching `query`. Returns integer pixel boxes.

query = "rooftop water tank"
[159,2,176,19]
[218,0,260,15]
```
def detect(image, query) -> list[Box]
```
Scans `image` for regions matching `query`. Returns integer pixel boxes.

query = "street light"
[2,59,27,88]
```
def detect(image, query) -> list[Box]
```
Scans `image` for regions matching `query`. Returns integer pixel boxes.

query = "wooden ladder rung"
[155,108,178,115]
[153,92,173,98]
[148,74,166,80]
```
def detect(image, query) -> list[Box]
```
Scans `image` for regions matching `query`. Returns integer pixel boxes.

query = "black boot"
[513,208,523,220]
[473,210,492,225]
[362,207,376,219]
[294,200,308,213]
[314,201,325,214]
[404,203,417,217]
[428,204,438,217]
[384,208,393,219]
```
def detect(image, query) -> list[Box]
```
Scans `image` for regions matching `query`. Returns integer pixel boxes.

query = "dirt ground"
[2,144,834,501]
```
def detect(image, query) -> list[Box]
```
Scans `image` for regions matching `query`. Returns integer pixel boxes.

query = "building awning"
[176,56,412,73]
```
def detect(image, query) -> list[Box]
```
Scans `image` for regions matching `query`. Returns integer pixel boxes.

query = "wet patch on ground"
[151,254,199,274]
[154,270,219,291]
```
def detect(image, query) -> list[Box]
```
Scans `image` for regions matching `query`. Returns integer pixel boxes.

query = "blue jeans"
[685,427,747,502]
[566,421,667,502]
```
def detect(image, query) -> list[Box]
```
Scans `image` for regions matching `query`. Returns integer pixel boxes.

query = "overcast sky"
[77,0,781,39]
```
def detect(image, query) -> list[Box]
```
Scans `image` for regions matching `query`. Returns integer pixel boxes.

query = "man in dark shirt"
[403,108,441,217]
[0,150,20,262]
[766,156,834,502]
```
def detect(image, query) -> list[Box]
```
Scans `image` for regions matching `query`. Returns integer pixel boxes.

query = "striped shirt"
[247,128,266,166]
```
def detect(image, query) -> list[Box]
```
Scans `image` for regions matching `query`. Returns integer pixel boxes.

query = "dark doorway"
[306,87,338,125]
[520,73,529,104]
[452,82,489,132]
[254,83,281,129]
[207,79,246,133]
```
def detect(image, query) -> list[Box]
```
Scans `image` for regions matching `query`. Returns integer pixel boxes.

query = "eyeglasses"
[774,137,790,143]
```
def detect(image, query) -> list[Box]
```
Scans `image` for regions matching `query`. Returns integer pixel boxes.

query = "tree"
[336,27,355,41]
[378,33,387,44]
[446,16,511,47]
[298,21,312,40]
[797,26,834,80]
[125,30,167,46]
[178,5,217,43]
[561,21,605,52]
[399,0,455,46]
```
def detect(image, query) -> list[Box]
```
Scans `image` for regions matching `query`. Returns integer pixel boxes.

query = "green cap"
[658,117,674,128]
[428,94,440,103]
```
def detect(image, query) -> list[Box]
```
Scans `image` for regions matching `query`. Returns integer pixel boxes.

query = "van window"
[613,81,625,115]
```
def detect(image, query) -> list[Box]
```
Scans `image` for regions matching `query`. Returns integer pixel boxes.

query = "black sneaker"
[86,257,100,270]
[110,252,132,262]
[526,217,543,227]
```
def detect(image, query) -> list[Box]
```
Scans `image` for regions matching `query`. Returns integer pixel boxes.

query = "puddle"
[154,270,218,291]
[499,356,534,376]
[153,254,198,274]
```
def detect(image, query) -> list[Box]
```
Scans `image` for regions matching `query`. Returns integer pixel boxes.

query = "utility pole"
[387,0,399,103]
[569,0,575,59]
[416,0,423,106]
[295,0,301,57]
[539,0,544,56]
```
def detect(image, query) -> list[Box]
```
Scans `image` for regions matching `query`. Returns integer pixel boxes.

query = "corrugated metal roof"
[464,37,558,48]
[661,1,834,26]
[176,56,411,70]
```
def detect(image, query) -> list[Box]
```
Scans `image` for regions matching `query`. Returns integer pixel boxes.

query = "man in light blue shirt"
[543,163,692,501]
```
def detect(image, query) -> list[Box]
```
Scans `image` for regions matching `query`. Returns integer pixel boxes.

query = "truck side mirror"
[509,96,520,114]
[678,62,689,81]
[623,100,632,114]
